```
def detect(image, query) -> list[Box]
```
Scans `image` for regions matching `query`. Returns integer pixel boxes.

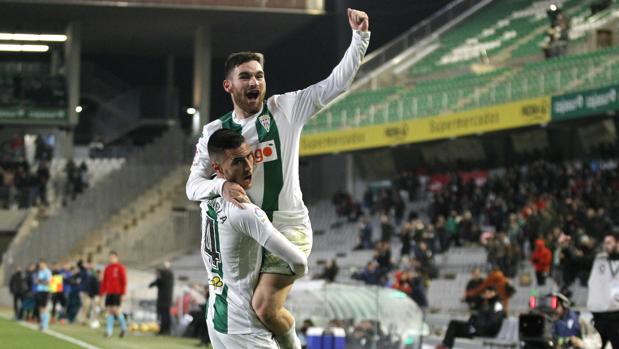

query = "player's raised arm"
[273,8,370,126]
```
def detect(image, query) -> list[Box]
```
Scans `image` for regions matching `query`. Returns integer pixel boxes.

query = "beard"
[232,88,265,116]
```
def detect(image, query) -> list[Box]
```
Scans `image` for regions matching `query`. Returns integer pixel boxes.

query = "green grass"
[0,314,206,349]
[0,316,83,349]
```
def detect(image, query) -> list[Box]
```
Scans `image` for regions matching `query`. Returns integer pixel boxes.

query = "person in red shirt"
[100,251,128,338]
[530,238,552,286]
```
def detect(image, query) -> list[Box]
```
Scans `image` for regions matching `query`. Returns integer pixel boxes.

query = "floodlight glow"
[0,44,49,52]
[186,107,197,115]
[0,33,67,42]
[75,106,83,113]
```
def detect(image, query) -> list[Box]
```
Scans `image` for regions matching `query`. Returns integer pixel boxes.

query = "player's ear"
[223,79,232,93]
[211,161,224,177]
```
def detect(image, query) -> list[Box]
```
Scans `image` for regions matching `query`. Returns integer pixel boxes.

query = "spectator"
[435,286,505,349]
[35,161,50,206]
[464,267,484,311]
[354,218,373,250]
[586,233,619,349]
[316,259,339,283]
[380,215,394,242]
[352,261,383,286]
[298,319,314,349]
[374,241,392,274]
[531,238,552,286]
[465,265,513,313]
[149,261,174,335]
[400,223,413,258]
[9,266,26,320]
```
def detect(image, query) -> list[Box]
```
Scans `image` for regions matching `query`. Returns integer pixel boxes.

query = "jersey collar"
[232,104,264,126]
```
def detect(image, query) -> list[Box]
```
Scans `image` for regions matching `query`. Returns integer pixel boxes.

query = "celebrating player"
[202,129,308,348]
[187,8,370,347]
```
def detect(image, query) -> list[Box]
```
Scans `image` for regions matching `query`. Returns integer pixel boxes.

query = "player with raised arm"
[187,9,370,348]
[202,129,308,348]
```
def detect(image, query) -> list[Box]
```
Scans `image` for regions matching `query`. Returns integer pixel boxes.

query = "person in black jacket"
[149,262,174,335]
[436,286,505,349]
[9,265,26,319]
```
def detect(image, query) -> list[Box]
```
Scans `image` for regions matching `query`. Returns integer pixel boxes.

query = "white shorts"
[208,321,278,349]
[261,220,313,275]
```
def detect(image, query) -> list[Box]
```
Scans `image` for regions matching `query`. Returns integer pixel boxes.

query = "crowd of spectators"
[427,159,618,294]
[337,156,618,320]
[0,134,89,209]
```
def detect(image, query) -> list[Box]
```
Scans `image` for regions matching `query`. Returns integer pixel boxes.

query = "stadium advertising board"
[552,84,619,121]
[0,107,68,124]
[300,97,551,156]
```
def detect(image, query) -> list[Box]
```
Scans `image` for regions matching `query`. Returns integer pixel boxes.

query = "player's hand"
[348,8,369,32]
[223,181,249,208]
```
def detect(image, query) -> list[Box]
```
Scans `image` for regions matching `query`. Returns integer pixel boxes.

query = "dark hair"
[224,51,264,78]
[109,250,118,256]
[207,129,246,161]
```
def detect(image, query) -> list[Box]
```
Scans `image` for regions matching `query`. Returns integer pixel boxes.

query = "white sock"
[274,321,301,349]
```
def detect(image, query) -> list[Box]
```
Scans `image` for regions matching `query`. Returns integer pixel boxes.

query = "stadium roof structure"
[0,0,323,56]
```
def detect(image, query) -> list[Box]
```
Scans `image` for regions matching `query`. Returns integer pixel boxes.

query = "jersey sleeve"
[272,30,370,127]
[234,204,308,277]
[186,121,227,201]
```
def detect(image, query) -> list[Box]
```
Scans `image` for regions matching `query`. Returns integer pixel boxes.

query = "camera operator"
[550,293,601,349]
[587,233,619,349]
[435,286,505,349]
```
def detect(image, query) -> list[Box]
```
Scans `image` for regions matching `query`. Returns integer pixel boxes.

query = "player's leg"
[113,296,128,336]
[105,304,115,337]
[252,273,295,334]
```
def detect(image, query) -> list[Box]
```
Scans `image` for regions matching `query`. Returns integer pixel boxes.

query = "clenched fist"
[348,8,369,32]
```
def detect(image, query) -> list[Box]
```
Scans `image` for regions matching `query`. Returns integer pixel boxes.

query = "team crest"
[259,114,271,133]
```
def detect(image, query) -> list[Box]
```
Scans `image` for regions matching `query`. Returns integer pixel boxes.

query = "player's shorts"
[105,294,122,307]
[35,292,49,308]
[207,321,278,349]
[261,218,312,275]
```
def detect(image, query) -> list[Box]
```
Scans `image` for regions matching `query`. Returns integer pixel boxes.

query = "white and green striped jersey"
[187,30,371,223]
[202,198,307,335]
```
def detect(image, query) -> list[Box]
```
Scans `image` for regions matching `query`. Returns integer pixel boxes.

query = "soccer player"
[202,129,308,349]
[100,251,128,338]
[187,8,370,345]
[34,259,52,330]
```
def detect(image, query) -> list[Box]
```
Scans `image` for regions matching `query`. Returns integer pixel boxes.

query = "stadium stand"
[1,128,185,281]
[304,0,619,134]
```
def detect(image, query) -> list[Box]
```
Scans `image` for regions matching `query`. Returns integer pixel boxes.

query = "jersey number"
[203,217,221,268]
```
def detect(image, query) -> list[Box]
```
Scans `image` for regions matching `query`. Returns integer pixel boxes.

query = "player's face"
[220,143,254,189]
[224,60,266,116]
[603,236,617,255]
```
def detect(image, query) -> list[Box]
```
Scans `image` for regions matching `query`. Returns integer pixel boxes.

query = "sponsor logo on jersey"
[209,275,224,294]
[254,140,278,164]
[259,114,271,133]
